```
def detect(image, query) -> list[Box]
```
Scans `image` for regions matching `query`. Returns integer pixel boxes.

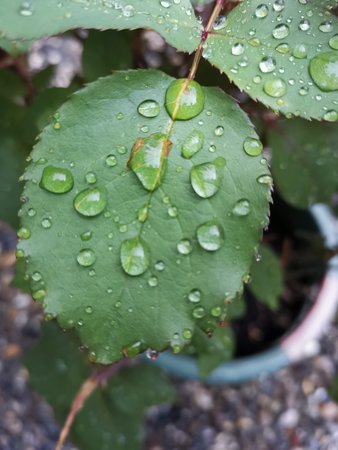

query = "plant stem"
[55,358,134,450]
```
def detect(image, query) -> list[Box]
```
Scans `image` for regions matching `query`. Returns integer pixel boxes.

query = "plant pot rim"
[149,204,338,384]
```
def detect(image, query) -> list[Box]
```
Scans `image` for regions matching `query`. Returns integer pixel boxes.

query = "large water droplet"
[74,187,107,217]
[181,130,204,159]
[188,289,201,303]
[263,78,287,97]
[120,237,150,276]
[193,306,205,319]
[40,166,74,194]
[232,199,251,216]
[272,24,289,39]
[77,249,96,267]
[190,157,226,198]
[293,44,308,59]
[196,221,224,252]
[243,137,263,156]
[105,154,117,167]
[17,227,31,239]
[309,52,338,92]
[255,4,269,18]
[137,100,160,118]
[259,56,276,73]
[127,133,172,192]
[165,79,205,120]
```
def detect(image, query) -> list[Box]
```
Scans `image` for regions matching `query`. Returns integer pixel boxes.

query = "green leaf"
[248,244,283,311]
[0,68,25,99]
[270,118,338,209]
[18,69,271,364]
[205,0,338,120]
[0,36,32,56]
[192,326,234,377]
[83,30,132,82]
[25,322,175,450]
[0,0,201,54]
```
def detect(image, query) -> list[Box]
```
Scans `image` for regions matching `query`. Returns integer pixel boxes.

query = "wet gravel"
[1,227,338,450]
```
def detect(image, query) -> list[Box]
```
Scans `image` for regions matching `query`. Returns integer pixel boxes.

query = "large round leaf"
[18,70,271,364]
[205,0,338,120]
[0,0,201,54]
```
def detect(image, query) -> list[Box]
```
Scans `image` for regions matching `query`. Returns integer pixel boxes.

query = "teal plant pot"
[150,204,338,384]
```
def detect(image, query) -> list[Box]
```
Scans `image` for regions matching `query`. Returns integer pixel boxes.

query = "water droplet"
[85,306,93,314]
[17,227,31,239]
[293,44,308,59]
[148,276,158,287]
[74,187,107,217]
[209,145,216,153]
[232,199,251,216]
[40,166,74,194]
[190,157,226,198]
[124,341,143,358]
[214,126,224,136]
[85,172,96,184]
[257,174,273,185]
[89,269,96,277]
[276,43,290,54]
[19,1,33,16]
[329,35,338,51]
[165,79,205,120]
[41,218,52,229]
[33,289,46,301]
[272,0,285,11]
[196,221,224,252]
[137,100,160,118]
[122,4,135,17]
[77,249,96,267]
[146,349,159,360]
[181,130,204,159]
[137,204,149,223]
[127,133,172,192]
[32,271,42,282]
[323,110,338,122]
[255,4,269,18]
[211,306,222,317]
[105,154,117,167]
[168,206,178,218]
[259,56,276,73]
[213,16,227,31]
[263,78,287,97]
[155,260,165,271]
[177,239,192,255]
[28,208,36,217]
[272,24,289,39]
[319,21,333,33]
[193,306,205,319]
[120,237,150,276]
[141,125,149,133]
[243,137,263,156]
[231,42,244,56]
[188,289,201,303]
[116,145,127,155]
[309,52,338,92]
[80,231,92,241]
[183,328,192,339]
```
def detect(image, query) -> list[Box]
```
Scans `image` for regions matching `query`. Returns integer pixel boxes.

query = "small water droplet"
[148,276,158,287]
[137,204,149,223]
[214,126,224,136]
[165,79,205,120]
[80,231,92,241]
[309,52,338,92]
[293,44,308,59]
[183,328,192,339]
[329,35,338,51]
[33,289,46,301]
[155,260,165,271]
[28,208,36,217]
[31,271,42,282]
[177,239,192,255]
[272,24,289,39]
[41,218,52,229]
[263,78,287,97]
[40,166,74,194]
[146,349,159,360]
[243,137,263,156]
[73,187,107,217]
[323,110,338,122]
[259,56,276,73]
[196,221,224,252]
[232,199,251,216]
[190,157,226,198]
[276,43,290,54]
[255,4,269,18]
[257,174,273,185]
[181,130,204,159]
[319,21,333,33]
[211,306,222,317]
[272,0,285,11]
[77,249,96,267]
[188,289,201,303]
[137,100,160,118]
[212,16,227,30]
[120,237,150,276]
[105,154,117,167]
[193,306,205,319]
[85,306,93,314]
[85,172,97,184]
[168,206,178,217]
[231,43,245,56]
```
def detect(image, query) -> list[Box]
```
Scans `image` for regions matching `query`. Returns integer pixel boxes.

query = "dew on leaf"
[214,126,224,136]
[105,154,117,167]
[193,306,205,319]
[41,218,52,229]
[318,21,333,33]
[85,172,97,184]
[263,78,287,97]
[120,236,150,276]
[323,110,338,122]
[31,271,42,282]
[231,43,244,56]
[190,157,226,198]
[80,231,92,241]
[309,52,338,92]
[257,174,273,185]
[276,43,290,54]
[272,24,289,39]
[17,227,31,239]
[232,199,251,216]
[85,306,93,314]
[211,306,222,317]
[329,35,338,51]
[181,129,204,159]
[243,137,263,156]
[137,100,161,118]
[298,19,310,31]
[40,165,74,194]
[137,204,149,223]
[117,145,127,155]
[73,187,107,217]
[272,0,285,11]
[259,56,276,73]
[148,276,158,287]
[32,289,46,301]
[254,4,269,19]
[127,133,172,192]
[213,16,227,31]
[177,239,192,255]
[188,289,201,303]
[124,341,143,358]
[293,44,308,59]
[168,206,178,217]
[77,249,96,267]
[196,221,224,252]
[155,260,165,271]
[183,328,193,339]
[165,79,205,120]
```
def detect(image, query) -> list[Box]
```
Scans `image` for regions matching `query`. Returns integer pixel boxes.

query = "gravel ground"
[1,226,338,450]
